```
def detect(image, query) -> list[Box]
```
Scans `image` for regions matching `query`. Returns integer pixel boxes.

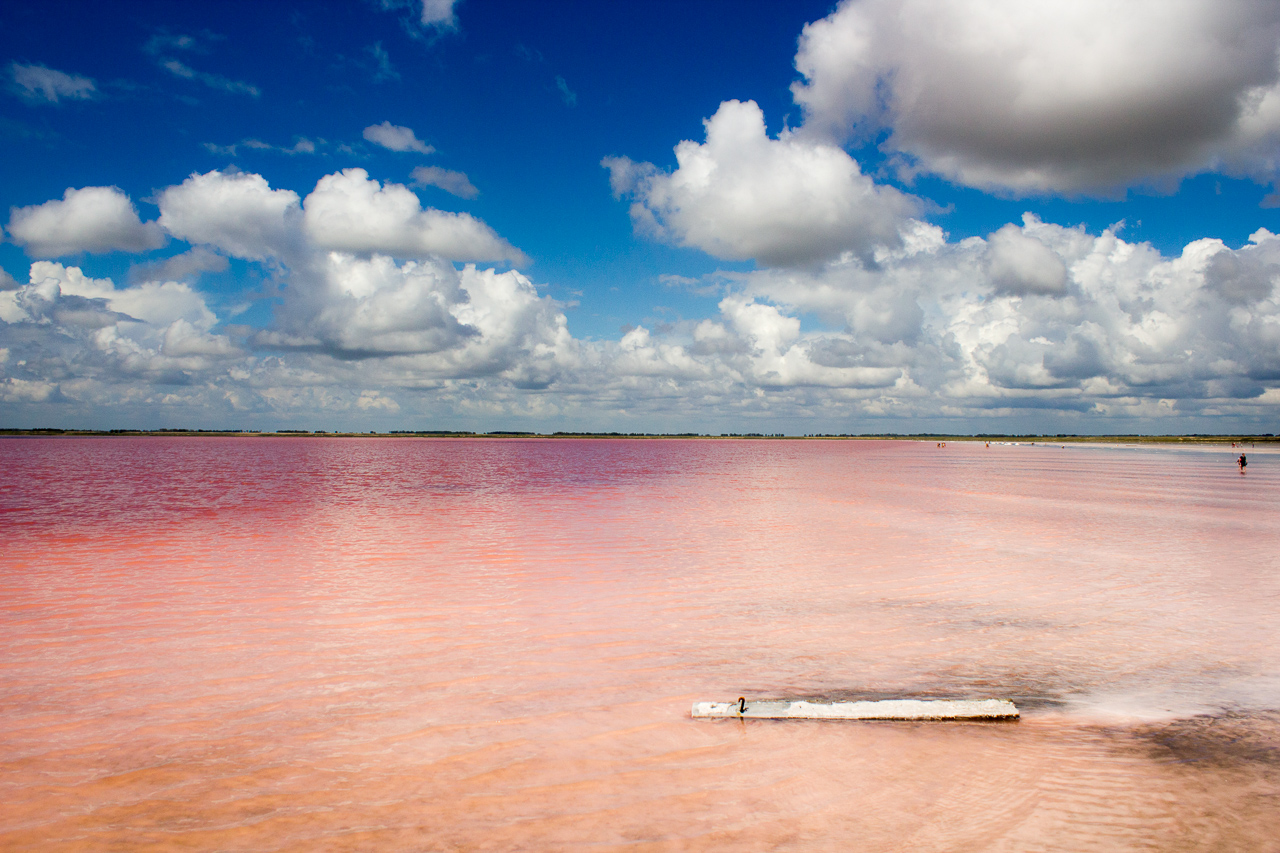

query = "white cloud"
[0,266,131,328]
[29,261,218,329]
[0,167,557,413]
[2,377,58,403]
[556,75,577,107]
[161,59,259,97]
[792,0,1280,194]
[419,0,459,29]
[0,262,241,406]
[159,318,239,358]
[363,121,434,155]
[260,252,475,357]
[8,159,1280,430]
[5,213,1280,429]
[604,99,917,266]
[158,170,302,261]
[986,224,1068,296]
[410,165,479,199]
[303,168,525,263]
[357,390,400,412]
[717,295,903,388]
[257,253,573,388]
[728,216,1280,412]
[0,171,563,423]
[10,63,95,103]
[204,137,317,157]
[609,325,708,380]
[374,0,459,39]
[368,43,399,82]
[7,186,166,257]
[156,167,520,263]
[144,32,205,56]
[129,247,229,284]
[1203,237,1280,305]
[0,251,580,423]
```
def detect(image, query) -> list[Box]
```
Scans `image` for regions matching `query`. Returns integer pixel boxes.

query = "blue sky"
[4,0,1280,433]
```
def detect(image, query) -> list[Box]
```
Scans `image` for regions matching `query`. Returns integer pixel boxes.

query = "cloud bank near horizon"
[4,164,1279,429]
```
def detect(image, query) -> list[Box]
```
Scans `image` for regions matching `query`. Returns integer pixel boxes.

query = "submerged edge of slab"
[691,698,1019,720]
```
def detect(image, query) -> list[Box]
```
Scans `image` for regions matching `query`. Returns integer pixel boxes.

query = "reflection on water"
[2,437,1278,850]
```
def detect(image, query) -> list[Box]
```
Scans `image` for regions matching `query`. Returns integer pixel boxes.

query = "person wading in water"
[1238,453,1248,472]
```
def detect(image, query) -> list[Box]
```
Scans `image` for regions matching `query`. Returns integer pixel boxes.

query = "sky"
[3,0,1280,434]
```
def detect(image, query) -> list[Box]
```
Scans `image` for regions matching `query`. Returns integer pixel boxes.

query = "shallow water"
[2,436,1278,851]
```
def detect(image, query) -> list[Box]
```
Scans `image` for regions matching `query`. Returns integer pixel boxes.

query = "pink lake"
[2,436,1279,851]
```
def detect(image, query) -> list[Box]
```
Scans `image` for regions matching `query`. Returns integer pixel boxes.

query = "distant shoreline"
[1,429,1275,444]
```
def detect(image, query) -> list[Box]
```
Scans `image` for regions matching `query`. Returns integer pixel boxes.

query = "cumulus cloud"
[410,165,479,199]
[501,213,1280,427]
[792,0,1280,194]
[363,121,434,155]
[1,377,58,403]
[20,262,218,329]
[152,168,522,265]
[986,224,1068,296]
[7,186,166,257]
[0,256,577,422]
[303,168,525,263]
[0,166,567,417]
[0,262,240,405]
[608,325,708,380]
[448,210,1275,427]
[0,269,134,329]
[152,168,520,263]
[129,247,229,284]
[718,295,904,389]
[1203,240,1280,305]
[158,170,302,261]
[10,158,1280,429]
[727,216,1280,416]
[357,390,401,412]
[604,99,917,266]
[10,63,96,103]
[0,166,571,421]
[260,252,475,357]
[567,0,1280,427]
[258,253,572,385]
[6,214,1280,428]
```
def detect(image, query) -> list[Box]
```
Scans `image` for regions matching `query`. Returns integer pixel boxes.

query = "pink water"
[2,437,1279,851]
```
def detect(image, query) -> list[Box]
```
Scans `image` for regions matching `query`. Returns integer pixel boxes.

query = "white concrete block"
[691,698,1019,720]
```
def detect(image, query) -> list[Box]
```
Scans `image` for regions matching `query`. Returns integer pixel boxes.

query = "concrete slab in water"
[691,698,1019,720]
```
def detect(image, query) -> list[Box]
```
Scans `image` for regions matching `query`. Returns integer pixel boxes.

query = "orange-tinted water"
[2,437,1278,851]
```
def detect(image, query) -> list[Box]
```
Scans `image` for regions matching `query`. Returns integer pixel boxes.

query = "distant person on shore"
[1238,453,1247,471]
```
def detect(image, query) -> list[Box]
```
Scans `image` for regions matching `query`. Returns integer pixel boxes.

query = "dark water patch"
[1123,710,1280,770]
[767,680,1069,713]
